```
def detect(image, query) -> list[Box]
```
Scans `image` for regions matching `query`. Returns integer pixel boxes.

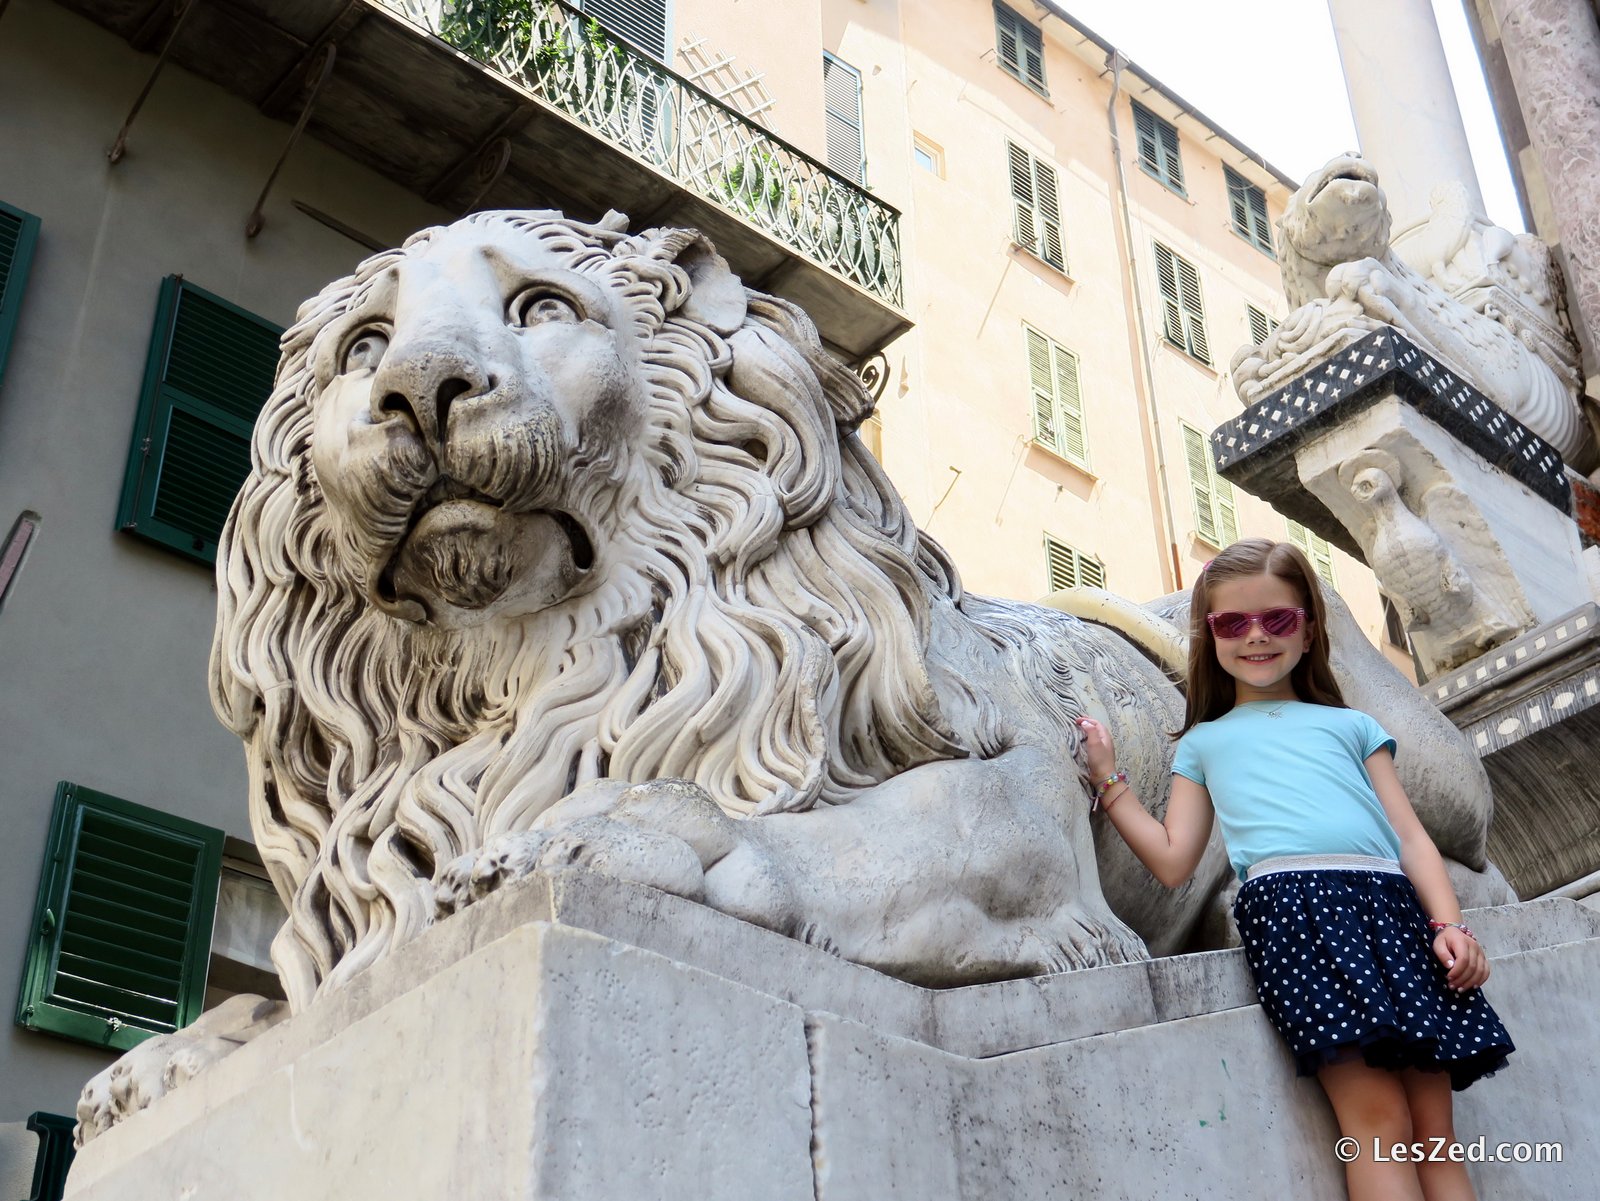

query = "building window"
[0,199,41,394]
[1382,596,1410,650]
[1131,101,1184,195]
[582,0,667,60]
[17,782,224,1051]
[1154,242,1210,365]
[993,2,1047,96]
[1007,142,1065,270]
[116,277,283,566]
[912,134,944,177]
[1025,324,1087,468]
[822,52,866,184]
[1286,519,1336,587]
[1225,165,1274,256]
[1044,533,1105,593]
[1246,303,1279,346]
[1182,422,1238,547]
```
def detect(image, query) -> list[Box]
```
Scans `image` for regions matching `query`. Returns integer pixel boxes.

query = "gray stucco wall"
[0,0,448,1120]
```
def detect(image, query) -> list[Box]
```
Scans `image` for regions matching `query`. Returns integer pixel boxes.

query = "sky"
[1058,0,1526,233]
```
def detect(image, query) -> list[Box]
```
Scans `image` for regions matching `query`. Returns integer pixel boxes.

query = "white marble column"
[1326,0,1487,226]
[1485,0,1600,372]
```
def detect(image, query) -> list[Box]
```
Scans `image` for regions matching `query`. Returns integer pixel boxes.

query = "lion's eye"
[342,329,390,374]
[514,291,580,327]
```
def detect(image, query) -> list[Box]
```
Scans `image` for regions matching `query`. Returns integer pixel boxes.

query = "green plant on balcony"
[717,151,789,220]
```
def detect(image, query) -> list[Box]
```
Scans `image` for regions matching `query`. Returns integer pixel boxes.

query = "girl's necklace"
[1263,700,1291,718]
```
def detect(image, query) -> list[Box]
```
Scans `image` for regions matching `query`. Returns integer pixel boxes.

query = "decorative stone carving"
[73,211,1514,1146]
[1231,155,1591,467]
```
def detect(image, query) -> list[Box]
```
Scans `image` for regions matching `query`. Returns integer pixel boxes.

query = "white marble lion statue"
[77,209,1509,1144]
[1230,153,1586,464]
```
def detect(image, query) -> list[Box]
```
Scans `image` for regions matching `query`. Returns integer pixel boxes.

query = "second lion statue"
[78,209,1510,1144]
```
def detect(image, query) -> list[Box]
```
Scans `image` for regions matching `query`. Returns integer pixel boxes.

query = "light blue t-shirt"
[1172,700,1401,882]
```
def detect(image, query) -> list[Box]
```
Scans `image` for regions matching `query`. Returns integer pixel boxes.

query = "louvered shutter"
[994,3,1046,93]
[1032,155,1065,270]
[1009,141,1039,257]
[1132,103,1183,194]
[822,54,865,184]
[1183,423,1218,543]
[1044,534,1105,593]
[581,0,666,59]
[994,5,1020,76]
[1153,243,1186,349]
[1132,104,1161,178]
[1287,520,1336,587]
[1157,119,1184,193]
[1216,476,1239,545]
[1026,326,1058,450]
[1052,341,1086,464]
[17,783,223,1051]
[1176,254,1210,364]
[117,278,282,566]
[1247,304,1278,346]
[0,200,41,393]
[1226,166,1272,254]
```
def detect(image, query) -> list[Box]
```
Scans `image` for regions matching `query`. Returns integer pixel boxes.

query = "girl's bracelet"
[1091,769,1128,813]
[1427,920,1477,942]
[1098,783,1131,814]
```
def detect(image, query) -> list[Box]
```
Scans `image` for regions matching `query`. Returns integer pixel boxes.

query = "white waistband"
[1245,853,1404,881]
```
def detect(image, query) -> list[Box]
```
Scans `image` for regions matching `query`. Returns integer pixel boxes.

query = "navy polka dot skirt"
[1233,868,1514,1091]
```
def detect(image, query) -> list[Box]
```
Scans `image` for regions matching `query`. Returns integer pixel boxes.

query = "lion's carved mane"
[210,212,1008,1011]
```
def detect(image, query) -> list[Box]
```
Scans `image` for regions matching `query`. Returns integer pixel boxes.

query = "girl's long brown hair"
[1176,538,1347,736]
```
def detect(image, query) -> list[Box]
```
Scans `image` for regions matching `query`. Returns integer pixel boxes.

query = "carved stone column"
[1326,0,1487,227]
[1485,0,1600,368]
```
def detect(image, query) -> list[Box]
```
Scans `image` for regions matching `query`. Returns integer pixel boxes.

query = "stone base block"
[65,876,1600,1200]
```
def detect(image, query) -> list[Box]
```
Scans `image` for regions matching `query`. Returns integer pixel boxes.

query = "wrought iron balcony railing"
[382,1,904,307]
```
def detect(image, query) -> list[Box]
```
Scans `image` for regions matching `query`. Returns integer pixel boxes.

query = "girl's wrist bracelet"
[1091,770,1128,812]
[1428,920,1476,942]
[1099,783,1131,814]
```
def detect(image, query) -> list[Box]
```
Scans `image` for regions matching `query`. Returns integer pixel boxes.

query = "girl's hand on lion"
[1076,716,1117,781]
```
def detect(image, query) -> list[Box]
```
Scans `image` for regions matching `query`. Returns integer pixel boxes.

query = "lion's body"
[210,210,1499,1015]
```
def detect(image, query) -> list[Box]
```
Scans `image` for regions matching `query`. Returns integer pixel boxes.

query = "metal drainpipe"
[1106,51,1183,595]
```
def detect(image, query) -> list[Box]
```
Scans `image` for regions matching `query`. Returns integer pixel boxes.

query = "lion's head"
[1277,153,1392,308]
[210,211,986,1009]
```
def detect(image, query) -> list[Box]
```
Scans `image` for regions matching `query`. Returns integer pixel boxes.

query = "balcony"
[58,0,911,359]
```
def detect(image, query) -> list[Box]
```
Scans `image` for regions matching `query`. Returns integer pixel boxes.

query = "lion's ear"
[644,229,748,334]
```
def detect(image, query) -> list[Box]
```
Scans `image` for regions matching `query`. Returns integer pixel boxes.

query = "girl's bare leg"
[1400,1068,1478,1201]
[1317,1058,1426,1201]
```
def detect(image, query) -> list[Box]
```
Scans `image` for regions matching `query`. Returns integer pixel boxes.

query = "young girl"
[1078,538,1513,1201]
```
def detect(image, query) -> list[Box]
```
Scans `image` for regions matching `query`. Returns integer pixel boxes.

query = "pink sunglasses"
[1205,607,1306,640]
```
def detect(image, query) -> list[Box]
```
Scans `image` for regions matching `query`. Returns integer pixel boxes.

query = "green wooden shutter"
[1044,533,1104,592]
[580,0,666,58]
[1247,303,1278,346]
[1287,519,1336,587]
[1175,253,1210,364]
[0,200,41,395]
[1051,340,1086,465]
[116,277,282,566]
[1132,102,1184,194]
[1032,154,1065,270]
[1226,166,1273,255]
[1009,141,1039,258]
[1153,243,1186,349]
[1025,325,1058,450]
[1182,423,1219,544]
[994,3,1046,94]
[1216,475,1239,545]
[17,783,224,1052]
[823,53,866,184]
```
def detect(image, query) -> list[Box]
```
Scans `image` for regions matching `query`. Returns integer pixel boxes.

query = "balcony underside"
[59,0,911,360]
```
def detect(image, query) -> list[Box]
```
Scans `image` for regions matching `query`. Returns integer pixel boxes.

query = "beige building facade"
[675,0,1401,655]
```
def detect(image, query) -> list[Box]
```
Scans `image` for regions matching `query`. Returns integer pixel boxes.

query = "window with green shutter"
[17,783,224,1052]
[1246,303,1279,347]
[1182,422,1237,547]
[1131,101,1184,196]
[1044,533,1105,593]
[1025,324,1087,468]
[1007,142,1065,270]
[994,2,1047,96]
[1286,519,1336,588]
[1154,242,1210,365]
[116,277,282,566]
[0,199,42,395]
[1225,165,1274,256]
[823,53,866,184]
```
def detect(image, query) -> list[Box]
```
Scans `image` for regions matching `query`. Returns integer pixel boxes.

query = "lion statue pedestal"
[60,872,1600,1201]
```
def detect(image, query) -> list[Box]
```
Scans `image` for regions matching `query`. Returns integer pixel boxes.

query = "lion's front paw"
[435,831,552,917]
[75,993,287,1147]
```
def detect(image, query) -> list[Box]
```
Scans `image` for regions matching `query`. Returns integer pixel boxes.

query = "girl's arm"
[1365,748,1491,991]
[1077,717,1215,888]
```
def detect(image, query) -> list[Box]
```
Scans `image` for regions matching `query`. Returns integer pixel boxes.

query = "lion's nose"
[371,347,493,447]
